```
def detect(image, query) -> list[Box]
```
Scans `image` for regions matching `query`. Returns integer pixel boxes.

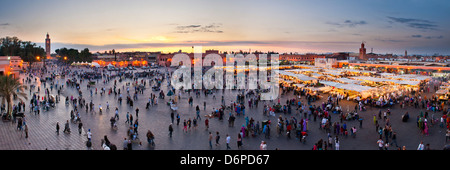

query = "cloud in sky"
[425,35,444,39]
[176,25,201,29]
[376,39,406,43]
[326,20,367,28]
[387,16,438,31]
[411,34,443,39]
[174,23,223,34]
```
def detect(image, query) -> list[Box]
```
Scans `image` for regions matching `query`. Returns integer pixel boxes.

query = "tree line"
[0,36,45,66]
[0,36,93,65]
[55,47,93,64]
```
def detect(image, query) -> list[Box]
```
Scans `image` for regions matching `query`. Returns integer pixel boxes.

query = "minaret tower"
[359,41,366,60]
[45,33,51,59]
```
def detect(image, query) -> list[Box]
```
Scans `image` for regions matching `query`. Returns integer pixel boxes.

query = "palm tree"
[0,75,27,120]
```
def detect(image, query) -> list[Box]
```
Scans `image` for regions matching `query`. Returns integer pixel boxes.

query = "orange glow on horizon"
[93,59,149,67]
[112,45,321,54]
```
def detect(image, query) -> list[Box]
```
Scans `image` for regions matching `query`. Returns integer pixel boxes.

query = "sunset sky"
[0,0,449,55]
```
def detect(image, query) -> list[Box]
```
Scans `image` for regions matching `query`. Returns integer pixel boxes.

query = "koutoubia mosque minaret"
[45,33,51,59]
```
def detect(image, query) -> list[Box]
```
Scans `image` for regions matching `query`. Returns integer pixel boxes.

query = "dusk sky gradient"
[0,0,449,55]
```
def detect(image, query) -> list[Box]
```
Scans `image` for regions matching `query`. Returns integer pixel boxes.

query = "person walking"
[187,118,192,131]
[127,139,132,150]
[260,141,267,150]
[123,138,128,150]
[56,122,60,135]
[129,114,133,126]
[114,107,119,120]
[215,131,220,146]
[237,133,243,149]
[359,117,363,128]
[196,105,201,120]
[391,132,399,147]
[417,141,425,150]
[146,130,155,146]
[377,138,384,150]
[169,123,174,138]
[87,129,92,141]
[209,132,213,149]
[63,120,70,133]
[226,134,231,150]
[24,125,29,138]
[78,120,83,134]
[334,136,340,150]
[183,119,187,133]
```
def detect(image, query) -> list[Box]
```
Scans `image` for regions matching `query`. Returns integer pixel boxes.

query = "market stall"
[436,89,449,101]
[319,80,375,100]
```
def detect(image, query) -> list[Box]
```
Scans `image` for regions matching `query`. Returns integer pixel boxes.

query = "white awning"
[397,80,420,86]
[277,70,317,82]
[91,62,100,67]
[436,89,448,94]
[336,78,362,84]
[320,81,374,92]
[293,84,306,87]
[351,76,420,86]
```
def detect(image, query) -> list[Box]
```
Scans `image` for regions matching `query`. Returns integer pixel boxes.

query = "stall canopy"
[91,62,100,67]
[340,69,376,74]
[322,70,342,76]
[397,80,420,86]
[436,89,448,95]
[281,80,294,84]
[277,70,317,82]
[351,76,391,83]
[305,86,332,92]
[320,81,374,92]
[350,76,420,86]
[293,84,306,88]
[379,73,396,77]
[336,78,362,84]
[381,74,431,81]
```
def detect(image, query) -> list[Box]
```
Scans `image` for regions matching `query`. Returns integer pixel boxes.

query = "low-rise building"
[0,56,24,78]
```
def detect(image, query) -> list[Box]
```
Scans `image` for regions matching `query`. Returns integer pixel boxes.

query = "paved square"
[1,65,449,150]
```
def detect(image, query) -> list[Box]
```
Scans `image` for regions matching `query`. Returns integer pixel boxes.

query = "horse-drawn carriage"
[152,85,160,91]
[272,104,283,113]
[49,95,56,107]
[12,112,25,120]
[87,81,95,88]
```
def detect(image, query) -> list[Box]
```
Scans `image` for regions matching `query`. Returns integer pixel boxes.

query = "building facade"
[279,54,325,64]
[315,57,338,68]
[0,56,23,78]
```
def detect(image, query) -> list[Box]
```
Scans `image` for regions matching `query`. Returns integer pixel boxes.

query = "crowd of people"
[4,60,450,150]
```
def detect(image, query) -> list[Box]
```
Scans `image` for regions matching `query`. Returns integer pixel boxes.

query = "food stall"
[436,89,449,101]
[277,70,318,85]
[319,81,375,100]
